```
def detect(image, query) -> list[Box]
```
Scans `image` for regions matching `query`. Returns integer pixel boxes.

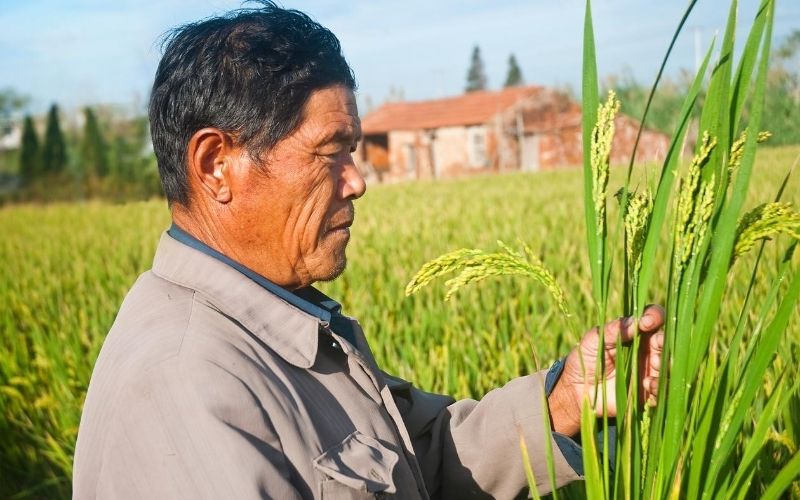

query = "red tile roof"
[361,85,544,134]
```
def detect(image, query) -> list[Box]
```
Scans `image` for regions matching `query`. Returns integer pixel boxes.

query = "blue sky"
[1,0,798,115]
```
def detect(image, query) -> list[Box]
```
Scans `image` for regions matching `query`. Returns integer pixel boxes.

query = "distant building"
[357,85,669,183]
[0,122,21,151]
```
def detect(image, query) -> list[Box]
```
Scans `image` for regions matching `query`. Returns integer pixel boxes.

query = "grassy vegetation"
[410,0,800,496]
[572,1,800,497]
[0,145,797,498]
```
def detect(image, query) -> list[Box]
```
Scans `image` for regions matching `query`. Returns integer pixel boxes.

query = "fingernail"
[640,314,654,329]
[623,316,634,328]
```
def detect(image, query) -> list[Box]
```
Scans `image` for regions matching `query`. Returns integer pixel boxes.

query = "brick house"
[357,85,669,183]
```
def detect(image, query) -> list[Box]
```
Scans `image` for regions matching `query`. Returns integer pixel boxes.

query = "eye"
[320,145,354,160]
[317,150,344,168]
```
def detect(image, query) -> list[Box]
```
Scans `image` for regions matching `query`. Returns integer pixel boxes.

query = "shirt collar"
[167,223,342,324]
[152,228,339,368]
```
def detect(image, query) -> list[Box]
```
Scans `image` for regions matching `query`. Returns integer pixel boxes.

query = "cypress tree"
[80,107,109,178]
[504,54,524,87]
[465,45,488,93]
[41,104,66,174]
[19,115,39,182]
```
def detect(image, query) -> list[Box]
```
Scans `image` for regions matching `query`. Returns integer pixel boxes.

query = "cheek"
[297,173,336,249]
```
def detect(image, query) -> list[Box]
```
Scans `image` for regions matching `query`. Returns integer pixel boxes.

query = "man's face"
[233,85,366,289]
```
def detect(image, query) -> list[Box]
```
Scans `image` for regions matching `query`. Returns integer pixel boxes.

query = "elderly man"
[73,3,664,499]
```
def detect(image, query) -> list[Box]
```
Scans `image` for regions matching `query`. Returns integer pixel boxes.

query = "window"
[404,143,417,178]
[467,127,488,168]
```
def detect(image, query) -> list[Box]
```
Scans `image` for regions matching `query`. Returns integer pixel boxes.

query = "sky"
[0,0,798,116]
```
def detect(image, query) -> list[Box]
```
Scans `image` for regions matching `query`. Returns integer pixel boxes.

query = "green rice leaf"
[580,399,604,499]
[760,450,800,500]
[582,0,601,308]
[688,0,775,382]
[728,372,798,497]
[729,0,771,133]
[635,40,715,310]
[704,243,798,494]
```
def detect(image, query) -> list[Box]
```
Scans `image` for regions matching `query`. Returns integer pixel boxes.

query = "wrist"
[547,380,582,437]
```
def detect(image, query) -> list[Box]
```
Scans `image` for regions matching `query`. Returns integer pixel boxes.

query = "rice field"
[1,146,798,498]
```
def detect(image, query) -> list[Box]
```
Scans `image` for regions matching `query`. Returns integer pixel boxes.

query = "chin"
[310,234,350,283]
[316,257,347,283]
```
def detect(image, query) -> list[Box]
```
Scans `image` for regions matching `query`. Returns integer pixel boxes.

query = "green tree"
[80,107,109,178]
[775,29,800,61]
[18,115,39,181]
[0,88,28,136]
[604,68,693,134]
[762,29,800,145]
[465,45,488,92]
[42,104,66,174]
[503,54,524,87]
[109,115,150,181]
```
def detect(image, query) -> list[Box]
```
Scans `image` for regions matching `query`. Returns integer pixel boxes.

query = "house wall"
[356,95,670,183]
[537,128,582,169]
[611,115,670,165]
[535,117,669,169]
[387,130,427,181]
[368,126,497,183]
[431,126,469,178]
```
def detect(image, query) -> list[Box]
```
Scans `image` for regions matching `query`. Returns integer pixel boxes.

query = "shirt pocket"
[313,431,399,499]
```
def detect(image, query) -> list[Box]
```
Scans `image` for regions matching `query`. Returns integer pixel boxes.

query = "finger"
[648,349,661,373]
[639,304,666,333]
[644,376,659,398]
[649,330,664,351]
[641,331,664,378]
[647,330,664,362]
[601,315,636,346]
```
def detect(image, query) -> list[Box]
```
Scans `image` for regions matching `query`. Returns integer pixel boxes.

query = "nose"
[339,156,367,200]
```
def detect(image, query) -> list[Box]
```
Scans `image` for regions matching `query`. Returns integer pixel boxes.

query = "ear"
[186,128,237,204]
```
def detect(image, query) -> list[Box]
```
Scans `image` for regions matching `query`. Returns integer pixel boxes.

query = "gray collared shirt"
[166,223,357,346]
[73,231,581,499]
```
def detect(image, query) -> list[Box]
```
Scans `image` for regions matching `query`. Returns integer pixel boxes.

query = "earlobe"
[187,128,235,204]
[215,163,232,203]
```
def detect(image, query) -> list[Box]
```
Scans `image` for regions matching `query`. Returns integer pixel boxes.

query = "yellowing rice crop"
[1,147,798,498]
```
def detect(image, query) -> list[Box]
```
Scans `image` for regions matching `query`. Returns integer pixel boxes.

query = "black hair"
[149,1,356,206]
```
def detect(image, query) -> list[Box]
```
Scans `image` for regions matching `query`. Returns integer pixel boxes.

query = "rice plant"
[408,0,800,497]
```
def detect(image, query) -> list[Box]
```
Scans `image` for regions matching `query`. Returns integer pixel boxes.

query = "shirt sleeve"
[383,370,584,500]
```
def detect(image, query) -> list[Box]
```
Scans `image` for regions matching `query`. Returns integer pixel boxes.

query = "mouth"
[327,219,353,235]
[327,206,356,236]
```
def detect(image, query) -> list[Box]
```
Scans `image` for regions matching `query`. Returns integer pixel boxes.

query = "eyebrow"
[319,126,361,146]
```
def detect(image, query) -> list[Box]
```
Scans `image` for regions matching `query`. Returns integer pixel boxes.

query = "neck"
[170,205,304,290]
[171,205,229,258]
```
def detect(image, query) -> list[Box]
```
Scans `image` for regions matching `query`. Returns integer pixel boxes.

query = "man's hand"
[547,305,666,437]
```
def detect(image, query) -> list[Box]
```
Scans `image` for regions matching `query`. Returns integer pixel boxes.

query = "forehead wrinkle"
[315,123,358,147]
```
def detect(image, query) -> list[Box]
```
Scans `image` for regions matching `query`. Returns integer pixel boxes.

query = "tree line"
[464,45,524,93]
[608,30,800,144]
[464,31,799,145]
[1,31,797,203]
[4,103,161,203]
